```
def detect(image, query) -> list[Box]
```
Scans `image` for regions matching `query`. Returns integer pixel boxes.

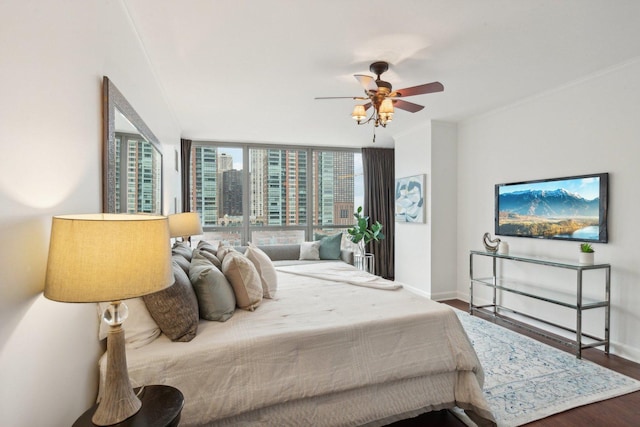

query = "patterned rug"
[454,309,640,427]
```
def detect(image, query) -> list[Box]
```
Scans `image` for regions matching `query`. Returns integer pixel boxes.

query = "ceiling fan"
[315,61,444,140]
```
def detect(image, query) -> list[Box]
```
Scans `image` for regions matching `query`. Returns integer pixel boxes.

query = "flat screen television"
[495,172,608,243]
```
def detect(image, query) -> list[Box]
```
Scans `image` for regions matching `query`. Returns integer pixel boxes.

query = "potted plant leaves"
[579,242,595,265]
[346,206,385,257]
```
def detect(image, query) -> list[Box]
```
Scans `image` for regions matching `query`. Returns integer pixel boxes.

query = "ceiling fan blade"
[392,99,424,113]
[391,82,444,97]
[315,96,368,100]
[363,102,372,111]
[354,74,378,92]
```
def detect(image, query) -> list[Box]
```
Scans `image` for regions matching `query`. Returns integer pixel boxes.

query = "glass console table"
[469,250,611,358]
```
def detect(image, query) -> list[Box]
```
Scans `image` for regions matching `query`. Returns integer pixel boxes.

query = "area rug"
[453,308,640,427]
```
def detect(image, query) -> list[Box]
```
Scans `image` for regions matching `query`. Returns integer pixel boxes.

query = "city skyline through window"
[189,142,363,246]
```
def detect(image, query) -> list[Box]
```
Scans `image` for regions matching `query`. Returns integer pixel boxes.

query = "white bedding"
[99,262,495,426]
[275,262,402,290]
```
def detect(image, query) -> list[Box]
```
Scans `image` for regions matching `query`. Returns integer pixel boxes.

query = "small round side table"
[73,385,184,427]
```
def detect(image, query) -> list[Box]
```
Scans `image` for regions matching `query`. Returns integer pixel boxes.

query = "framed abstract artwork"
[395,174,426,223]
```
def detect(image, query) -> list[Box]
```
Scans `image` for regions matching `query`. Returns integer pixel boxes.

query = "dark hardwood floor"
[387,299,640,427]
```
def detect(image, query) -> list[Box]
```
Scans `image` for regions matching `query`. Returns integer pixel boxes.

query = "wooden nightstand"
[73,385,184,427]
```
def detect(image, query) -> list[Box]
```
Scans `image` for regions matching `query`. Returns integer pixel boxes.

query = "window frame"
[190,141,361,245]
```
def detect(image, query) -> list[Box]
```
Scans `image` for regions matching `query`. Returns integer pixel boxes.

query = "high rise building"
[312,151,355,226]
[265,149,307,225]
[332,151,354,225]
[218,152,233,172]
[222,169,243,217]
[250,149,267,225]
[191,145,218,226]
[314,151,334,225]
[189,144,357,232]
[115,132,162,214]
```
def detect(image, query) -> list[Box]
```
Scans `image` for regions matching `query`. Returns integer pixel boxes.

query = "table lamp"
[168,212,203,245]
[44,213,173,426]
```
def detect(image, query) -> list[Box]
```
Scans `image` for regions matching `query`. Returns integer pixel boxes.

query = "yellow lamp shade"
[44,214,173,303]
[168,212,203,238]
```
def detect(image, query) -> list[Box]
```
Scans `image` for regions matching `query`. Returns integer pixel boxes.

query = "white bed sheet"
[99,262,494,426]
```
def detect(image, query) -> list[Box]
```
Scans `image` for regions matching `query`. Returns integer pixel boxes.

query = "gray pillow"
[194,247,222,270]
[172,254,190,275]
[172,242,193,261]
[189,252,236,321]
[197,240,217,256]
[314,232,343,260]
[142,260,199,342]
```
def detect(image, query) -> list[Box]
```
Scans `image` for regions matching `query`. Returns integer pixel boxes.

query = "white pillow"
[97,297,161,349]
[217,242,238,262]
[245,242,278,298]
[299,241,321,260]
[222,252,263,311]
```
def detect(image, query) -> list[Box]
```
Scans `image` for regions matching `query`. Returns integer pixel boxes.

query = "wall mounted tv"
[495,172,608,243]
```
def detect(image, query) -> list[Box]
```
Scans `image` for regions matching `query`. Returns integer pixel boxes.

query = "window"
[189,142,362,247]
[188,146,243,245]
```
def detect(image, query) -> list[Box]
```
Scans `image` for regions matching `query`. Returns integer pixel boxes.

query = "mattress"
[99,262,495,426]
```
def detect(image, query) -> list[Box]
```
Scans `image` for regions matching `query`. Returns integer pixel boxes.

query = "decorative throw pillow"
[189,251,236,321]
[172,254,190,275]
[299,241,321,260]
[245,242,278,298]
[216,243,238,263]
[222,252,263,311]
[194,247,222,270]
[197,240,218,256]
[172,241,193,261]
[142,260,199,342]
[97,297,161,349]
[314,232,343,260]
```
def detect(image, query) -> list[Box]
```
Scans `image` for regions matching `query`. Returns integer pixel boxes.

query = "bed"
[99,260,495,426]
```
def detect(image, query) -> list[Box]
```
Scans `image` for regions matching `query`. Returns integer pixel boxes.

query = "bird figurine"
[483,232,501,253]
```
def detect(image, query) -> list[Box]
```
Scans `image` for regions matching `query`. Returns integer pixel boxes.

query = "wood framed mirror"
[103,76,163,214]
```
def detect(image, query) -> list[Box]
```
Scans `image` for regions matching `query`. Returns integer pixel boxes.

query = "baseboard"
[401,284,458,301]
[431,290,459,301]
[455,291,493,307]
[610,341,640,364]
[401,284,431,299]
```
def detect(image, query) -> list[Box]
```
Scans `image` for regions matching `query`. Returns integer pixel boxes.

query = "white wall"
[0,1,180,425]
[395,124,431,294]
[395,121,458,299]
[457,59,640,362]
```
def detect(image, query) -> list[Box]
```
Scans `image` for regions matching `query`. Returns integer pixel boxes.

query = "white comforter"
[100,262,494,426]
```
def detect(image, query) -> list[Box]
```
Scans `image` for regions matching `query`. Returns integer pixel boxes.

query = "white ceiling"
[123,0,640,148]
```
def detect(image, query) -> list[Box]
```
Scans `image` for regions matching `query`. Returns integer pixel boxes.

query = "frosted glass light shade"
[379,98,394,114]
[351,105,367,121]
[379,98,394,123]
[168,212,203,238]
[44,214,173,303]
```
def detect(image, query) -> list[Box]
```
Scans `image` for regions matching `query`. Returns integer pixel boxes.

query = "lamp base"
[92,303,141,425]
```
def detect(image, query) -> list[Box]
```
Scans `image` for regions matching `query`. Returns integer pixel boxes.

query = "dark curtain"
[362,147,395,279]
[180,138,192,212]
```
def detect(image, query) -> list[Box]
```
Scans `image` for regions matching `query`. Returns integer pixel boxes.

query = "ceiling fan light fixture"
[379,98,394,124]
[351,105,367,123]
[316,61,444,141]
[379,98,393,114]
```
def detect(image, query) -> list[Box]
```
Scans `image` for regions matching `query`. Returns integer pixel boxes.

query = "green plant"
[580,243,594,253]
[346,206,385,252]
